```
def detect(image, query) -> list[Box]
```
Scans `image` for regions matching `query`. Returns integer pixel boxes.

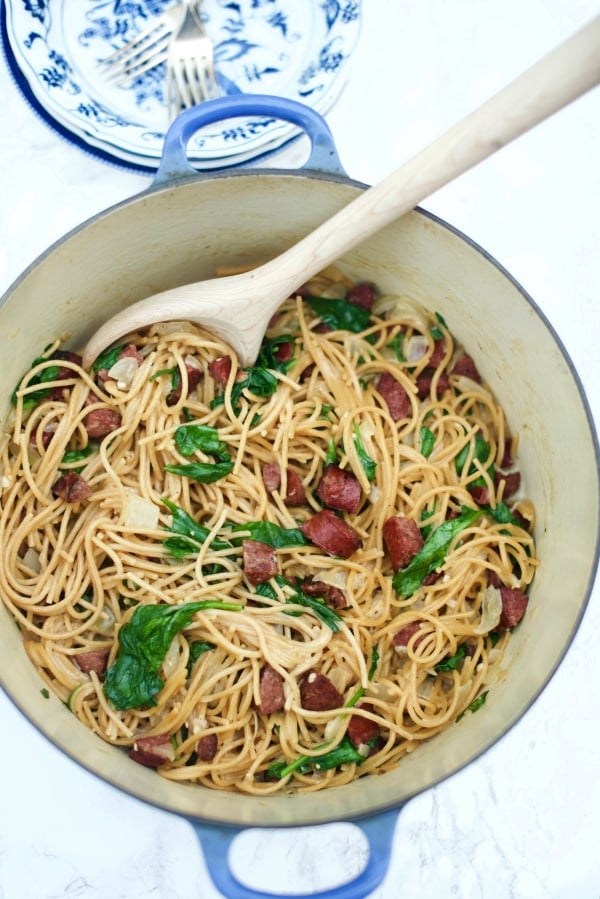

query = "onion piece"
[372,294,430,331]
[22,548,41,573]
[474,585,503,634]
[405,334,430,362]
[122,491,159,529]
[107,356,139,389]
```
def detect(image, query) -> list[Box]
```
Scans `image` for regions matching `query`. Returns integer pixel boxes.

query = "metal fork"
[167,0,219,119]
[97,4,184,84]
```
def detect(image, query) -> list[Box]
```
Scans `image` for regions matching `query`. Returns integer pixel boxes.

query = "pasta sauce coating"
[0,272,538,794]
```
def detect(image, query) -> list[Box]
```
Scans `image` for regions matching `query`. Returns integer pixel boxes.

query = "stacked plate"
[1,0,362,171]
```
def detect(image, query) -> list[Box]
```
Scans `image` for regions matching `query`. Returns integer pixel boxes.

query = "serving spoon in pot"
[83,16,600,370]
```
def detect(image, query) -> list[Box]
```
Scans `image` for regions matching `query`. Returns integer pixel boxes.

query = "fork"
[167,0,219,119]
[98,4,184,84]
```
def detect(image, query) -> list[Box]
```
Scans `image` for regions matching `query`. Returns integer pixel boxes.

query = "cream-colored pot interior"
[0,170,598,827]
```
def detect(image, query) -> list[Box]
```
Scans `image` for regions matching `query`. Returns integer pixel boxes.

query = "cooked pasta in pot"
[0,270,538,794]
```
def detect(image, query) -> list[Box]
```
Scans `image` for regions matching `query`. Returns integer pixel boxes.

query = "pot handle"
[190,808,399,899]
[153,94,346,185]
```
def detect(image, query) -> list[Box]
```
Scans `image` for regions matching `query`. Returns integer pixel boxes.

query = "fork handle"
[153,95,347,184]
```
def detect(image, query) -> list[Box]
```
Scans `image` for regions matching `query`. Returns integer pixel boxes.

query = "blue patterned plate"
[2,0,361,170]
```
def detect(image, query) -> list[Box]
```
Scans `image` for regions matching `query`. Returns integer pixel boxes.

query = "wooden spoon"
[83,16,600,369]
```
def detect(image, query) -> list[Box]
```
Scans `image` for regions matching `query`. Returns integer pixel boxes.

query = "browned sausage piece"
[451,353,481,383]
[382,517,423,570]
[375,372,411,422]
[300,510,363,559]
[392,620,425,649]
[300,576,348,610]
[52,472,93,503]
[74,649,109,676]
[51,349,83,379]
[347,282,375,310]
[257,664,285,714]
[129,734,175,767]
[494,470,521,499]
[499,587,528,628]
[242,539,278,585]
[83,393,122,439]
[316,464,361,514]
[261,462,281,492]
[197,733,218,761]
[167,360,203,405]
[261,462,306,506]
[300,670,343,711]
[348,704,380,750]
[416,369,450,400]
[208,355,233,386]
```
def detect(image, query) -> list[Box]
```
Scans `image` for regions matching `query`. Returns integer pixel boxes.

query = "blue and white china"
[1,0,362,169]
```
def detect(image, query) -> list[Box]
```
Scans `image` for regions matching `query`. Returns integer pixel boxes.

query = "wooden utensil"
[83,15,600,369]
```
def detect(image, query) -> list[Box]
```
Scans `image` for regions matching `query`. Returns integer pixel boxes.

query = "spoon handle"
[259,14,600,299]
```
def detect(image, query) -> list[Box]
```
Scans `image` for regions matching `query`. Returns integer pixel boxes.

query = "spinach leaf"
[230,521,307,548]
[165,460,233,484]
[387,332,404,361]
[61,445,95,467]
[434,643,467,672]
[187,640,215,674]
[11,355,61,409]
[324,438,338,466]
[420,426,435,459]
[455,432,494,484]
[484,502,523,527]
[457,690,489,721]
[174,423,228,459]
[268,734,367,779]
[306,296,371,334]
[346,647,380,708]
[254,575,343,631]
[352,422,377,480]
[92,344,126,373]
[393,506,482,597]
[104,600,242,710]
[256,334,296,374]
[161,498,230,557]
[284,587,343,632]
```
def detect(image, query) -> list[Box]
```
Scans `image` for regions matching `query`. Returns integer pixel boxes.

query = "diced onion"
[162,638,180,677]
[474,585,503,634]
[417,677,435,700]
[97,607,115,636]
[324,716,343,742]
[22,548,41,573]
[313,570,347,590]
[107,356,139,389]
[122,491,159,529]
[405,335,430,362]
[372,294,430,331]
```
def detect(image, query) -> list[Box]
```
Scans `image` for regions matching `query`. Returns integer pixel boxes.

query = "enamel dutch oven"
[0,96,598,899]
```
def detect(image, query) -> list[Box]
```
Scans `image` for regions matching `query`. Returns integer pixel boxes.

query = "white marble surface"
[1,1,599,897]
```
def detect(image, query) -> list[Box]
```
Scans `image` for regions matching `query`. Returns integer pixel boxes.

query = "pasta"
[0,270,538,794]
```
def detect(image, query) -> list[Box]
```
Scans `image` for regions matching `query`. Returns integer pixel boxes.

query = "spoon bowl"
[83,15,600,371]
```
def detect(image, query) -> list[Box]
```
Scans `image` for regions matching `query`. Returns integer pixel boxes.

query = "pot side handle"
[153,94,347,185]
[190,808,400,899]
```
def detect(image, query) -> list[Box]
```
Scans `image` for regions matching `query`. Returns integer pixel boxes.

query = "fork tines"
[98,8,182,84]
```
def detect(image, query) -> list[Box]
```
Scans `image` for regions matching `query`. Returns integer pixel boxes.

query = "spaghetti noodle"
[0,271,537,793]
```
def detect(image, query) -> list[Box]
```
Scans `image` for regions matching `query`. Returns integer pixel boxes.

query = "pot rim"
[0,165,599,830]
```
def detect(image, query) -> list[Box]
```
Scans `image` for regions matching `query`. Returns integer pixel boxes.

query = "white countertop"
[1,2,599,897]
